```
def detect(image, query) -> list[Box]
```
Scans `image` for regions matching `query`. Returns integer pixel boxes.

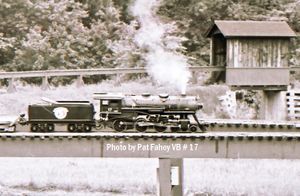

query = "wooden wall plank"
[272,41,276,67]
[238,40,242,67]
[252,40,256,67]
[211,37,290,69]
[210,39,213,65]
[282,40,289,67]
[229,38,290,68]
[267,39,272,67]
[277,40,281,67]
[234,40,239,67]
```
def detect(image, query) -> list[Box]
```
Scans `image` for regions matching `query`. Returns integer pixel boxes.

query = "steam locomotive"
[25,93,204,132]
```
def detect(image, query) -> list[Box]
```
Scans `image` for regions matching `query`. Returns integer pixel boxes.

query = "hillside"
[0,0,299,76]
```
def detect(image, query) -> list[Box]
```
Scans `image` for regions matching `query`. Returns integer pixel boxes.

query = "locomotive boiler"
[93,93,203,132]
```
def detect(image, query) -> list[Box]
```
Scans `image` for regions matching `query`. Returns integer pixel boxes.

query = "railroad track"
[0,131,300,141]
[4,119,299,133]
[2,117,300,134]
[202,119,300,132]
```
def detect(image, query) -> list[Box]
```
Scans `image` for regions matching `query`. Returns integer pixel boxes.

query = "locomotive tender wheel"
[68,124,76,132]
[46,124,55,132]
[83,124,92,132]
[113,119,127,132]
[31,124,39,132]
[154,125,167,132]
[135,119,147,132]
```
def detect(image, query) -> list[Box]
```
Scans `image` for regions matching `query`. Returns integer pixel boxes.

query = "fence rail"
[1,66,300,92]
[0,67,146,79]
[287,90,300,120]
[0,66,225,92]
[0,66,225,79]
[2,66,300,80]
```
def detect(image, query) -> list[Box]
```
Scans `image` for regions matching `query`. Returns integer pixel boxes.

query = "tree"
[0,0,33,69]
[157,0,300,66]
[11,0,127,72]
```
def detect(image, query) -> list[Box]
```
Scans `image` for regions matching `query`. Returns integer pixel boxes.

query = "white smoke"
[131,0,191,94]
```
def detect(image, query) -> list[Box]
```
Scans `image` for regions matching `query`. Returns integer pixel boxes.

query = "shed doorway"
[212,34,227,67]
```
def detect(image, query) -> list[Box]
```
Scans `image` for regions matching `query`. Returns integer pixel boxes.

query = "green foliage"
[0,0,299,83]
[158,0,300,66]
[0,0,141,74]
[10,0,120,71]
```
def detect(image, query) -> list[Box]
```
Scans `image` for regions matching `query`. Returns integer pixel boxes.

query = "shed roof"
[206,20,296,38]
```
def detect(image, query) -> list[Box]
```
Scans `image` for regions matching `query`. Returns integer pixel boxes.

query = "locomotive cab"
[94,93,130,131]
[100,98,122,114]
[94,93,125,118]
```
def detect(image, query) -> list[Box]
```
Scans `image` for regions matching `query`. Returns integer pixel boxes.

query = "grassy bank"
[0,78,256,119]
[0,158,299,195]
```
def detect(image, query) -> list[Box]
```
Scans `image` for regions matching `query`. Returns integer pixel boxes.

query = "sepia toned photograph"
[0,0,300,195]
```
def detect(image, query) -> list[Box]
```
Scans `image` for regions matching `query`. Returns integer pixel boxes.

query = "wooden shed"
[206,20,296,89]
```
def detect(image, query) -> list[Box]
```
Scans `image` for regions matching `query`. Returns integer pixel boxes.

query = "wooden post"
[260,90,287,120]
[286,90,295,120]
[41,76,50,90]
[170,159,183,196]
[76,75,84,87]
[115,74,121,86]
[7,78,16,93]
[157,158,183,196]
[191,71,197,84]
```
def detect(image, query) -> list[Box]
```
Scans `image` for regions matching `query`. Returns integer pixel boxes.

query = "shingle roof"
[206,20,296,38]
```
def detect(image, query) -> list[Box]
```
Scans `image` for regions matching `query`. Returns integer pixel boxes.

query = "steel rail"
[1,131,300,138]
[201,119,300,132]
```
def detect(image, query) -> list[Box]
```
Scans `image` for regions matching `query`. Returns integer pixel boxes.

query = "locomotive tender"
[28,101,95,132]
[26,93,203,132]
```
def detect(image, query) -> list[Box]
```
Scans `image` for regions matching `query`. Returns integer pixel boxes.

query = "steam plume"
[131,0,191,93]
